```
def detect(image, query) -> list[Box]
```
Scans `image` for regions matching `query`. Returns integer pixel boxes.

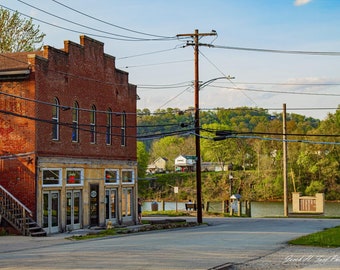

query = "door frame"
[105,188,118,223]
[42,190,60,234]
[66,190,82,230]
[89,184,99,226]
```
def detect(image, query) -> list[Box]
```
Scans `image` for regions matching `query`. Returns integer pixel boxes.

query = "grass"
[142,210,192,217]
[67,219,198,241]
[289,226,340,247]
[67,228,127,240]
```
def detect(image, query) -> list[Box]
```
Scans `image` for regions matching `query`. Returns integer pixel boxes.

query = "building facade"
[0,36,138,234]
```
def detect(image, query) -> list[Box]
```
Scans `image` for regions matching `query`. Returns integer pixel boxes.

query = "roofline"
[0,69,30,81]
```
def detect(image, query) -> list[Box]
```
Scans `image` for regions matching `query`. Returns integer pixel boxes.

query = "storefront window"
[105,170,119,184]
[42,169,61,186]
[122,170,134,183]
[66,169,83,185]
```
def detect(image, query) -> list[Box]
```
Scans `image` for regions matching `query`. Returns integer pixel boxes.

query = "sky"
[1,0,340,120]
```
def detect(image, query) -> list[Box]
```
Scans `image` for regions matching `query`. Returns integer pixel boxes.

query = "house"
[201,162,228,172]
[147,157,168,174]
[174,155,196,172]
[0,36,138,235]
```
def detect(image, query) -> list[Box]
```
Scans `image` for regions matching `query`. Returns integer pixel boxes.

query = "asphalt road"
[1,217,340,270]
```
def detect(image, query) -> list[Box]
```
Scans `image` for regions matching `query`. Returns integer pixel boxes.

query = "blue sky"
[2,0,340,119]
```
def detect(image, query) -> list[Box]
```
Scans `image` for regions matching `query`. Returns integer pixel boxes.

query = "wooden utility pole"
[177,29,217,223]
[283,103,288,217]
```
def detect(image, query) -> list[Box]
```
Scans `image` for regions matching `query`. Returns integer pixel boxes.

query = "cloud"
[294,0,312,6]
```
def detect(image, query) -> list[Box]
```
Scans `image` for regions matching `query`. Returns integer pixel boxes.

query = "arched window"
[90,105,96,143]
[72,101,79,142]
[106,108,112,145]
[121,111,126,146]
[52,97,60,140]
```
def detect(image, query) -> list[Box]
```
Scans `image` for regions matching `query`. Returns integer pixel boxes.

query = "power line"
[137,81,192,89]
[17,0,149,41]
[198,51,258,107]
[1,4,174,42]
[117,47,182,60]
[207,44,340,56]
[119,59,192,69]
[0,109,194,138]
[199,107,338,112]
[233,81,340,86]
[208,134,340,146]
[209,85,340,97]
[201,128,340,138]
[51,0,174,39]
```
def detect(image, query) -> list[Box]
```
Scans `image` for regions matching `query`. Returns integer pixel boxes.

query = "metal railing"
[0,185,33,235]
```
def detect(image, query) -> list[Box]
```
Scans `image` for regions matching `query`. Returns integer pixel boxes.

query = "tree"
[137,142,149,179]
[0,8,46,53]
[149,136,194,171]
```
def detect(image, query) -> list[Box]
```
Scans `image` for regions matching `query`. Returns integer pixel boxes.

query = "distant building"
[0,36,138,234]
[201,162,228,172]
[147,157,168,174]
[175,155,196,172]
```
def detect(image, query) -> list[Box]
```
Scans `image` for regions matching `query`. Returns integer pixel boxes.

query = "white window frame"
[121,112,126,146]
[106,109,112,145]
[72,101,79,142]
[42,168,62,187]
[105,169,119,185]
[65,168,84,186]
[52,98,60,141]
[122,169,134,184]
[90,105,96,144]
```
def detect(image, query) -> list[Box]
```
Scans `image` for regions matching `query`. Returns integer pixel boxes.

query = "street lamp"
[195,75,235,223]
[199,75,235,90]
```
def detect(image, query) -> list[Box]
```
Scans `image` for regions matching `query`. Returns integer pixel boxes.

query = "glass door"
[89,184,99,226]
[105,189,117,222]
[121,188,133,222]
[43,191,60,234]
[66,190,82,230]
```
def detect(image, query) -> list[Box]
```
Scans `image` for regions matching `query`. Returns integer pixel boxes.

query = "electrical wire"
[209,134,340,146]
[200,128,340,138]
[0,109,194,138]
[206,44,340,56]
[198,50,258,107]
[1,4,175,42]
[119,59,192,69]
[17,0,150,41]
[209,85,340,97]
[117,47,183,60]
[137,81,192,89]
[156,86,193,110]
[233,81,340,86]
[51,0,174,39]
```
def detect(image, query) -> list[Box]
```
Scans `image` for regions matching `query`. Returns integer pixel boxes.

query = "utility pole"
[177,29,217,224]
[282,103,288,217]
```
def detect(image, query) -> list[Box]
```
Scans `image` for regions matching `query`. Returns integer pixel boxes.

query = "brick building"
[0,36,138,234]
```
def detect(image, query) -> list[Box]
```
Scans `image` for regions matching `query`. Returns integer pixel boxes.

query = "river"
[142,201,340,217]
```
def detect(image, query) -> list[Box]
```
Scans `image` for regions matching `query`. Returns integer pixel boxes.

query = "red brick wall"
[33,36,137,160]
[0,72,37,214]
[0,35,137,215]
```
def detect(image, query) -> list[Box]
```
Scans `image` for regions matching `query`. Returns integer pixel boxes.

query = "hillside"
[137,106,340,200]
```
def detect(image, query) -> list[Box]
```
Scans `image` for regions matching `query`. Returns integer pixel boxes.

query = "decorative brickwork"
[0,36,137,233]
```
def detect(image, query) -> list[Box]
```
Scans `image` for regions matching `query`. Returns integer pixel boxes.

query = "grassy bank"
[289,226,340,247]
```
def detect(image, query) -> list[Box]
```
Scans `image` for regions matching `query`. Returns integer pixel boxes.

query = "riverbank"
[142,200,340,217]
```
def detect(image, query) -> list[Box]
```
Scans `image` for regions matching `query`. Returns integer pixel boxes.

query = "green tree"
[0,7,45,52]
[137,142,149,179]
[149,136,195,171]
[305,181,325,195]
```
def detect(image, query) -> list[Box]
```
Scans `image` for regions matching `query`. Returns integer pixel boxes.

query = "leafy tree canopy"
[0,7,46,52]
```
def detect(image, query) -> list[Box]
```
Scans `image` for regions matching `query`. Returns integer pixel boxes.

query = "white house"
[174,155,196,172]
